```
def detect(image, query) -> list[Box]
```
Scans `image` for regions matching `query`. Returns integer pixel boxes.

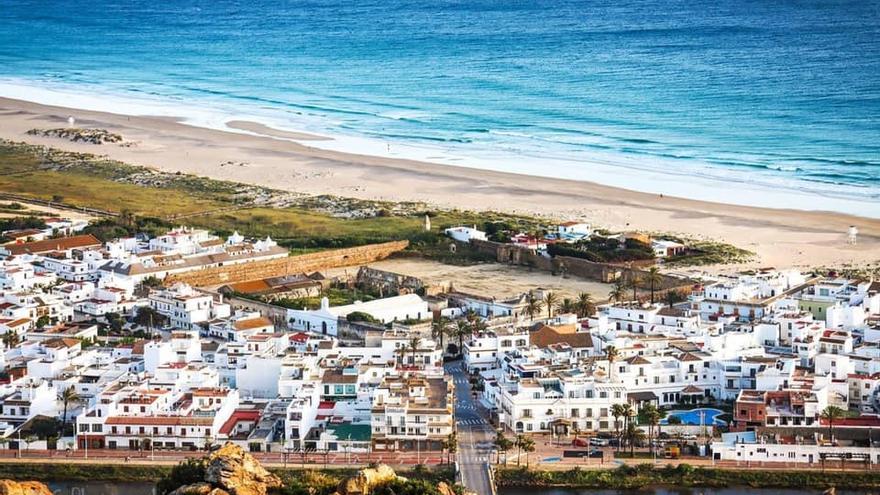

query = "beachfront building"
[691,270,811,321]
[287,295,429,336]
[370,373,453,452]
[497,370,624,435]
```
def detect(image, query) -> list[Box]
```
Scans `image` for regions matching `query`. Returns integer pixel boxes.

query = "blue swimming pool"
[660,408,727,426]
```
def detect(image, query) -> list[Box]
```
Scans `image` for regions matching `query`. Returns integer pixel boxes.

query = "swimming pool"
[660,408,727,426]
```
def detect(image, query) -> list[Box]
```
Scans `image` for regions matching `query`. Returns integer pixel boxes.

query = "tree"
[514,434,526,466]
[35,315,51,329]
[2,332,20,348]
[559,298,575,315]
[624,422,645,456]
[443,432,458,465]
[59,386,81,437]
[431,317,451,355]
[524,291,543,321]
[605,345,619,382]
[104,312,125,333]
[453,320,471,358]
[134,306,167,332]
[520,436,535,468]
[640,403,664,455]
[544,291,559,319]
[621,403,635,443]
[611,404,626,452]
[609,279,626,303]
[494,432,513,465]
[628,274,642,302]
[646,267,663,304]
[408,336,422,366]
[575,292,594,318]
[821,405,845,444]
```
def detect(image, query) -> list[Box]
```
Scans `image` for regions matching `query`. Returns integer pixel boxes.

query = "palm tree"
[2,332,20,348]
[628,274,642,302]
[544,291,560,319]
[408,337,422,366]
[520,436,536,468]
[611,404,626,452]
[525,291,543,321]
[821,405,845,444]
[605,345,619,382]
[624,422,645,456]
[59,386,81,438]
[453,320,471,357]
[646,267,663,304]
[609,280,626,303]
[575,292,594,318]
[641,403,664,455]
[514,434,526,466]
[559,298,575,315]
[621,403,635,449]
[494,432,513,465]
[431,317,451,355]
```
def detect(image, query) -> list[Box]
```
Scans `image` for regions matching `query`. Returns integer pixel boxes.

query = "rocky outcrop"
[0,480,53,495]
[26,128,124,145]
[169,443,281,495]
[334,464,400,495]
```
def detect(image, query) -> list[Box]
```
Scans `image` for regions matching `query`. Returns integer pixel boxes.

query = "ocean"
[0,0,878,214]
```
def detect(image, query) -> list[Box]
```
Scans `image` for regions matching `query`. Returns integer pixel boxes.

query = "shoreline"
[0,95,878,270]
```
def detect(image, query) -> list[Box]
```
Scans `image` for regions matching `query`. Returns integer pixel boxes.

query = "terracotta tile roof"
[2,234,101,255]
[232,317,273,332]
[529,325,593,349]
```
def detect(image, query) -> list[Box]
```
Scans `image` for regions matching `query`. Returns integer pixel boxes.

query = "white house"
[287,295,429,336]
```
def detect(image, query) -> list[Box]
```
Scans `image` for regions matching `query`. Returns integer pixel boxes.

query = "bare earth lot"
[326,257,613,300]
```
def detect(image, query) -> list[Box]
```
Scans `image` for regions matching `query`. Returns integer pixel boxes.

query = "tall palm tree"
[443,432,458,465]
[609,280,626,303]
[575,292,594,318]
[611,404,625,452]
[494,432,513,465]
[514,434,526,466]
[544,291,559,319]
[520,436,536,468]
[431,317,451,355]
[59,386,81,437]
[641,403,664,455]
[821,405,845,444]
[524,291,543,321]
[646,267,663,304]
[628,274,642,302]
[605,345,619,382]
[624,422,645,456]
[454,319,471,357]
[621,403,635,449]
[559,298,575,315]
[408,337,422,366]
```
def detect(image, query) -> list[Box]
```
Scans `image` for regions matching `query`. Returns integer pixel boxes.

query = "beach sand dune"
[0,96,877,271]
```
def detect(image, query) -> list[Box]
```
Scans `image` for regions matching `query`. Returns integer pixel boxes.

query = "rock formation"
[169,443,281,495]
[0,480,53,495]
[333,464,401,495]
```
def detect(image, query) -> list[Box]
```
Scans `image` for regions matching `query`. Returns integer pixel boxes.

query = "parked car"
[590,437,610,446]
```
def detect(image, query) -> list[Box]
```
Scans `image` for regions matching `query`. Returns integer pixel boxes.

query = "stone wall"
[469,239,693,292]
[165,241,409,288]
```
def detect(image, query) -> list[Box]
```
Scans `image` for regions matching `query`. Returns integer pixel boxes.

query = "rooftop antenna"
[847,226,858,245]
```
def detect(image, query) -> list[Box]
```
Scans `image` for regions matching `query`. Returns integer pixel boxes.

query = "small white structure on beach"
[848,225,858,245]
[444,225,487,243]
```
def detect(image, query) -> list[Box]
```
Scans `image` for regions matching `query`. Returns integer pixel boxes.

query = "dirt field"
[327,257,614,300]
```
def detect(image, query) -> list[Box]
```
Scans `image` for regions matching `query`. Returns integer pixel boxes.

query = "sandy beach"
[0,96,877,271]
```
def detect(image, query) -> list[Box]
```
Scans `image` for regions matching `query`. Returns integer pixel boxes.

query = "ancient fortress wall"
[165,240,409,287]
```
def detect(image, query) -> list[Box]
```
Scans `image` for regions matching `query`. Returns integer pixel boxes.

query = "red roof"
[318,401,335,410]
[819,416,880,427]
[219,409,261,435]
[290,332,309,343]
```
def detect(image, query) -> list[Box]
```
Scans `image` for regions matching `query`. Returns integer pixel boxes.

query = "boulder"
[167,482,230,495]
[203,443,281,495]
[334,464,402,495]
[0,480,53,495]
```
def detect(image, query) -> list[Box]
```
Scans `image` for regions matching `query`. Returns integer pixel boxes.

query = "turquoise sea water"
[0,0,878,213]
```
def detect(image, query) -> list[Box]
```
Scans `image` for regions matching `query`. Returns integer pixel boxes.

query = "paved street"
[446,361,495,495]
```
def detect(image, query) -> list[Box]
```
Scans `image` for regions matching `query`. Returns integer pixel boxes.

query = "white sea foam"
[1,78,878,218]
